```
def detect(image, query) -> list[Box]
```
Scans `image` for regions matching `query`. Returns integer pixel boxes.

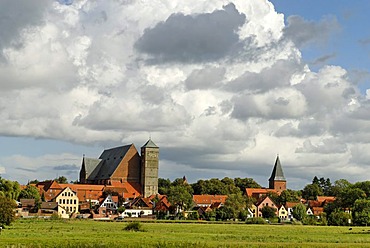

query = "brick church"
[79,139,159,197]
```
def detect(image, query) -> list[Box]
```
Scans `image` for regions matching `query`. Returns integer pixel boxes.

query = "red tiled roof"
[312,207,324,215]
[104,181,141,198]
[285,202,300,209]
[317,196,336,203]
[245,188,278,198]
[308,200,322,208]
[193,195,228,205]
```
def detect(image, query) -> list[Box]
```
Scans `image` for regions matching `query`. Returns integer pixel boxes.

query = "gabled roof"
[141,139,158,148]
[131,197,153,208]
[317,196,336,203]
[245,188,278,198]
[83,157,102,180]
[193,195,228,205]
[105,181,141,198]
[20,199,36,207]
[54,187,77,199]
[269,155,286,182]
[40,202,58,210]
[43,180,62,192]
[285,202,300,209]
[93,145,133,180]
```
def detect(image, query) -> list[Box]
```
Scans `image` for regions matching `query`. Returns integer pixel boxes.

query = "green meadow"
[1,219,370,247]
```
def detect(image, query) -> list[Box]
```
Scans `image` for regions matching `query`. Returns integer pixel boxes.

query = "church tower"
[268,155,286,193]
[140,139,159,197]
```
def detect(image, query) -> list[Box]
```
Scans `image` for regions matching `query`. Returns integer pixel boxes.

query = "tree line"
[1,175,370,226]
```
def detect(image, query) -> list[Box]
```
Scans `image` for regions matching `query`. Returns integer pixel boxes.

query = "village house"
[278,205,289,221]
[285,202,300,220]
[255,196,278,218]
[54,187,79,218]
[193,195,228,207]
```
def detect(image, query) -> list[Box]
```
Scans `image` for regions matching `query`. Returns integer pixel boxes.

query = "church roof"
[269,155,286,182]
[142,139,158,148]
[83,157,102,179]
[93,145,133,180]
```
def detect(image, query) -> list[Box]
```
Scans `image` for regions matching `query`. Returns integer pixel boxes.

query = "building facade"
[268,155,286,193]
[79,139,159,198]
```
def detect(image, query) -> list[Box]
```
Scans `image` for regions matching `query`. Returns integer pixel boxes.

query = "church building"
[79,139,159,198]
[268,155,286,193]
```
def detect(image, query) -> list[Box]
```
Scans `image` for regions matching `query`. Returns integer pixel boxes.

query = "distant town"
[1,138,370,226]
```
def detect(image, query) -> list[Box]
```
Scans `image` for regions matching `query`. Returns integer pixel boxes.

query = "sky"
[0,0,369,190]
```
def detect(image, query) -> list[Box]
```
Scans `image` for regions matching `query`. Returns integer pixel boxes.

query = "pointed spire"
[142,138,158,148]
[269,155,286,182]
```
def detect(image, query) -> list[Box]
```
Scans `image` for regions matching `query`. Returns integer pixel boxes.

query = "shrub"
[302,215,317,225]
[123,222,145,232]
[49,213,61,220]
[245,217,267,224]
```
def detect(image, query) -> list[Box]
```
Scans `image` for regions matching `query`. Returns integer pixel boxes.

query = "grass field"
[1,219,370,247]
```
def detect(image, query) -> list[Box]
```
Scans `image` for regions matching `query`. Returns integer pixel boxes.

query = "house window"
[63,199,65,204]
[74,199,76,204]
[266,203,268,206]
[59,199,62,204]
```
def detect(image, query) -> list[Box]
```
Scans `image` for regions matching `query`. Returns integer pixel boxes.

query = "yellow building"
[278,205,288,221]
[55,187,79,218]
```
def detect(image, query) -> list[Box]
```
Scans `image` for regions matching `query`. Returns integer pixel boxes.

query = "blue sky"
[271,0,370,91]
[0,0,370,189]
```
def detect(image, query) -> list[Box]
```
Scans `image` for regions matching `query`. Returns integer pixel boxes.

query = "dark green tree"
[292,203,306,221]
[158,178,171,195]
[278,189,301,205]
[18,185,41,203]
[353,181,370,197]
[28,179,39,184]
[223,192,247,219]
[234,178,261,191]
[54,176,68,184]
[0,177,21,200]
[302,184,322,200]
[328,210,351,226]
[168,184,193,212]
[352,199,370,226]
[337,188,366,210]
[330,179,352,196]
[261,206,276,219]
[0,195,17,227]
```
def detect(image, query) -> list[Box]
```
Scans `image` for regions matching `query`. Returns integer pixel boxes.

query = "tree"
[278,189,301,205]
[331,179,352,196]
[168,184,193,212]
[54,176,68,184]
[328,210,351,226]
[0,195,17,227]
[28,179,39,184]
[19,185,41,203]
[261,206,276,219]
[353,181,370,198]
[337,188,366,210]
[302,184,322,200]
[223,193,247,219]
[352,199,370,226]
[0,177,21,200]
[292,203,306,221]
[158,178,171,195]
[234,178,261,191]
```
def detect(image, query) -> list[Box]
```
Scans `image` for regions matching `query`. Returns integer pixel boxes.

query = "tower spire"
[268,155,286,192]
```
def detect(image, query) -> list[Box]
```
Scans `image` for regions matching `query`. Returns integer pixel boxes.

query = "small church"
[245,155,287,198]
[269,155,286,193]
[79,139,159,198]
